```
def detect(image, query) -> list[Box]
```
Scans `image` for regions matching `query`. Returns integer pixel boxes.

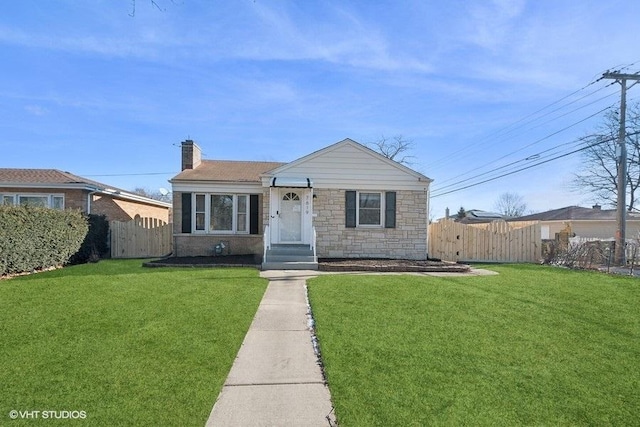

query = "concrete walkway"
[206,267,495,426]
[206,270,336,427]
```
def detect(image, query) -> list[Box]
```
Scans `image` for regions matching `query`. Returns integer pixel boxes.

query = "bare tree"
[129,0,173,17]
[571,104,640,211]
[132,187,169,201]
[369,135,415,165]
[493,192,527,217]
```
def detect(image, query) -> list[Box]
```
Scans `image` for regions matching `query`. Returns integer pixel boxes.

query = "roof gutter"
[94,188,172,208]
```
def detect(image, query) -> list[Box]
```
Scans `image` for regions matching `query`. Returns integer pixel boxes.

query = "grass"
[308,264,640,426]
[0,260,268,426]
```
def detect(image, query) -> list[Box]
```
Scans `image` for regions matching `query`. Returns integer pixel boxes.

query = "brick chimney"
[181,140,201,171]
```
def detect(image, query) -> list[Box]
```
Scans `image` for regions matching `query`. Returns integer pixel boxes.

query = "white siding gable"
[264,139,431,191]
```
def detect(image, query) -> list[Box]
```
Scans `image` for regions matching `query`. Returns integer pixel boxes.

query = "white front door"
[278,190,303,242]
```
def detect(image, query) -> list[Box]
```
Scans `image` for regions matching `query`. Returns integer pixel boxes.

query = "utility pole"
[602,72,640,265]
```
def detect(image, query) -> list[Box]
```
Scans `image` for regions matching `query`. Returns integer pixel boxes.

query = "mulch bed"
[317,258,470,273]
[144,255,262,268]
[144,255,470,273]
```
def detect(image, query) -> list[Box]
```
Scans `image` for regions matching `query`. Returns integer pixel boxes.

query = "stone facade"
[173,234,263,257]
[172,192,183,236]
[312,188,428,260]
[173,191,265,257]
[173,188,427,259]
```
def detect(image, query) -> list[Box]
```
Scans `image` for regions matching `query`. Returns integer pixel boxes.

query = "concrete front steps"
[262,244,318,270]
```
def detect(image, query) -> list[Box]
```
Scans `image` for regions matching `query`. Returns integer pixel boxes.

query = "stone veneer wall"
[313,188,428,260]
[173,234,263,257]
[172,191,265,257]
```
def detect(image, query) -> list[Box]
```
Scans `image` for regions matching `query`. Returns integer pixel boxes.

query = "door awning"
[270,177,313,188]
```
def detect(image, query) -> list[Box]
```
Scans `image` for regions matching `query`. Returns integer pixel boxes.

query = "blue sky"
[1,0,639,218]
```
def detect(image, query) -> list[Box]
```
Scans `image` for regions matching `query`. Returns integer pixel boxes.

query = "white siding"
[266,141,430,191]
[172,182,263,193]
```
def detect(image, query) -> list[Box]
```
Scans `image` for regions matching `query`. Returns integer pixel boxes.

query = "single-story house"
[169,139,432,268]
[456,209,509,224]
[511,205,640,240]
[0,168,171,223]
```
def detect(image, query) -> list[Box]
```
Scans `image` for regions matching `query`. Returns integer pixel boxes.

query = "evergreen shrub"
[0,205,88,275]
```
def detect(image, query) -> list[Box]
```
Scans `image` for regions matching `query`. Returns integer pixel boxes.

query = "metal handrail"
[263,225,270,263]
[312,226,317,263]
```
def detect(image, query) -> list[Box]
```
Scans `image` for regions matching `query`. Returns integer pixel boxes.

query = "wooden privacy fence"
[429,219,541,263]
[110,217,172,258]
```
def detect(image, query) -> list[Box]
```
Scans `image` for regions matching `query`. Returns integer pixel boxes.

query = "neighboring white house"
[169,138,432,268]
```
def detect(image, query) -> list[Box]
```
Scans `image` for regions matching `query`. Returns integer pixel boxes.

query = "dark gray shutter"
[181,193,192,233]
[345,191,356,228]
[385,191,396,228]
[250,194,259,235]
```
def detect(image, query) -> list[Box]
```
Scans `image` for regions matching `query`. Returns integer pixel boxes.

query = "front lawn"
[308,265,640,426]
[0,260,267,426]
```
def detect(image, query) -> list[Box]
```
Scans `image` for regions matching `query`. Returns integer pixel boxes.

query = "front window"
[52,196,64,210]
[211,195,233,231]
[3,194,64,209]
[358,192,382,226]
[237,195,248,232]
[19,195,49,207]
[193,193,250,234]
[195,194,206,231]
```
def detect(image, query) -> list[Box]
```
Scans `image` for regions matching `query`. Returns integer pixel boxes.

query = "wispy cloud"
[463,0,526,51]
[216,2,433,73]
[24,104,49,116]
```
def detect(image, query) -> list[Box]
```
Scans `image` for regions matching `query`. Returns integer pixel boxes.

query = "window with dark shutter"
[250,194,259,234]
[385,191,396,228]
[181,192,192,233]
[345,191,356,228]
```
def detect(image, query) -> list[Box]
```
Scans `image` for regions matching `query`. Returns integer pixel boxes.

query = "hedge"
[0,205,88,276]
[69,214,110,264]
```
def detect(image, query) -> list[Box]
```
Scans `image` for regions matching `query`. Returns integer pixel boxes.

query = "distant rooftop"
[0,168,171,207]
[512,205,640,221]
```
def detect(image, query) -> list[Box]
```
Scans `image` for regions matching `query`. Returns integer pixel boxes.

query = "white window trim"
[1,194,16,205]
[194,194,207,233]
[1,193,64,209]
[356,191,385,228]
[192,193,250,234]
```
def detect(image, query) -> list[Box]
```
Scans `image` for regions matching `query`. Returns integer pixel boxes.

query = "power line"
[432,104,615,190]
[431,131,640,198]
[424,73,618,172]
[431,136,616,198]
[82,172,176,177]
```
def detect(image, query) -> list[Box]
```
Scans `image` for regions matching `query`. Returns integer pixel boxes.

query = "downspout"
[425,184,431,260]
[87,191,95,214]
[86,186,102,215]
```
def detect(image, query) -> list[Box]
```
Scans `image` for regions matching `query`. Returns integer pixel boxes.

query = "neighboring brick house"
[170,139,432,268]
[0,169,171,222]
